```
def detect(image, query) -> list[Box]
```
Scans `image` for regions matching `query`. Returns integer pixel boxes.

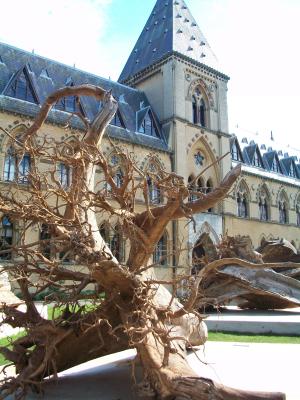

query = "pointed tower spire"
[119,0,220,83]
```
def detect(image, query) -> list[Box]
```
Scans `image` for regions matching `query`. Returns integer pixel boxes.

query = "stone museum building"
[0,0,299,279]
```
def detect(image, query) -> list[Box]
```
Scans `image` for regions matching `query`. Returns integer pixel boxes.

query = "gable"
[0,42,169,153]
[280,157,299,178]
[3,65,39,104]
[230,138,243,162]
[264,151,282,174]
[243,144,264,168]
[137,107,160,138]
[110,109,125,128]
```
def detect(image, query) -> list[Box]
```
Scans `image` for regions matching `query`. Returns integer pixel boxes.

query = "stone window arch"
[296,197,300,226]
[191,86,209,128]
[58,163,71,188]
[39,224,52,260]
[145,161,163,204]
[0,216,14,260]
[278,191,289,224]
[188,175,205,202]
[110,225,125,262]
[105,152,126,192]
[206,178,214,213]
[99,223,125,262]
[258,187,270,221]
[99,223,110,243]
[236,181,250,218]
[3,145,31,184]
[153,231,168,266]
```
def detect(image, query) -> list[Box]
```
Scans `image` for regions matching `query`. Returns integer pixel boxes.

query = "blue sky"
[0,0,300,153]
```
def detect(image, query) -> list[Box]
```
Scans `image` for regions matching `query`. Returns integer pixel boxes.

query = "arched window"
[236,182,249,218]
[237,193,248,218]
[199,99,206,127]
[58,163,71,188]
[0,216,13,260]
[110,226,125,262]
[145,161,162,204]
[206,179,213,212]
[188,175,196,202]
[192,96,197,124]
[278,192,288,224]
[258,187,270,221]
[297,205,300,227]
[153,232,168,266]
[40,224,52,260]
[114,168,124,188]
[191,87,208,128]
[147,176,161,204]
[279,202,287,224]
[259,198,269,221]
[99,223,110,243]
[4,147,31,183]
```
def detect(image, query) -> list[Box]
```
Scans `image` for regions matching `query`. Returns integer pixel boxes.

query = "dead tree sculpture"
[0,85,285,399]
[194,235,300,310]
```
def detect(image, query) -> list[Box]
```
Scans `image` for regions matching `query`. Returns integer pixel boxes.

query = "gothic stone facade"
[0,0,299,283]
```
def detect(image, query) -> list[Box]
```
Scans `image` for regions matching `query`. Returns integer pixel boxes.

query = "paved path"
[206,307,300,334]
[5,342,299,399]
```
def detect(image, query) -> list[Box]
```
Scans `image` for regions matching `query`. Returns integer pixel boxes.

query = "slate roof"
[231,132,300,182]
[242,144,265,168]
[119,0,224,83]
[0,42,169,153]
[229,136,244,162]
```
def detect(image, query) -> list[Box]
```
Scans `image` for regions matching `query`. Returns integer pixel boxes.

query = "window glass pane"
[153,234,167,265]
[59,163,70,188]
[0,216,13,260]
[199,99,206,127]
[18,154,31,183]
[4,153,16,181]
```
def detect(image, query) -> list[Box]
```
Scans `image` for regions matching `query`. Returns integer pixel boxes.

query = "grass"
[0,331,25,366]
[0,330,299,367]
[47,303,98,320]
[208,331,300,344]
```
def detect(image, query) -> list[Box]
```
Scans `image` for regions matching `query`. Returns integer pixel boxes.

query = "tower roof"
[119,0,220,83]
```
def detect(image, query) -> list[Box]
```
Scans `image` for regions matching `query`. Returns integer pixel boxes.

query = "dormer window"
[271,157,280,173]
[138,110,159,137]
[289,163,297,178]
[56,95,84,114]
[110,110,125,128]
[252,149,263,168]
[231,140,243,162]
[55,81,85,115]
[5,67,38,104]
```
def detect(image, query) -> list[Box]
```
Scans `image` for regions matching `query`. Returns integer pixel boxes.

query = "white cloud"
[0,0,112,75]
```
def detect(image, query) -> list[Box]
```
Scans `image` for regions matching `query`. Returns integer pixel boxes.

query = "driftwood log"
[0,85,285,399]
[194,235,300,310]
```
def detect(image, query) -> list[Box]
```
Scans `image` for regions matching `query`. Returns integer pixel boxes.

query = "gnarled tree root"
[137,332,285,400]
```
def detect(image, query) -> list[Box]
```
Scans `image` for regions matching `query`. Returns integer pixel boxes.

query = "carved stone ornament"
[194,151,205,166]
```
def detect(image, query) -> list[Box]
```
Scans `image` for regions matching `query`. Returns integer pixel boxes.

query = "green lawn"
[0,332,25,366]
[0,330,299,367]
[208,331,300,344]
